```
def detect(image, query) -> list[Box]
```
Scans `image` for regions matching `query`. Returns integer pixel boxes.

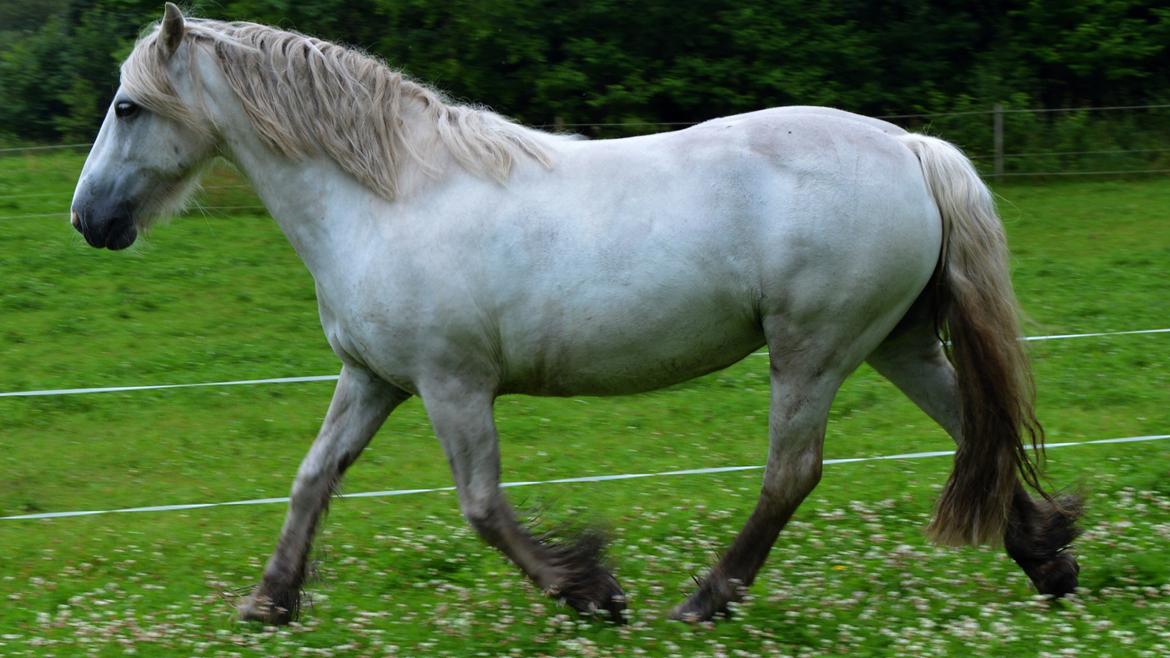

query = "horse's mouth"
[75,213,138,250]
[101,224,139,250]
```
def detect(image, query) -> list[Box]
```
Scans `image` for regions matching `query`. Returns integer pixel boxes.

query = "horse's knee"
[292,440,362,492]
[287,469,334,510]
[291,449,360,503]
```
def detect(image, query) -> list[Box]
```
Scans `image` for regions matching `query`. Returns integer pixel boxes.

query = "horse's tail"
[898,133,1048,546]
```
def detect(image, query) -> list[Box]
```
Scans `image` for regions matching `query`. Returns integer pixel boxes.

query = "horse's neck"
[233,148,362,273]
[195,52,403,281]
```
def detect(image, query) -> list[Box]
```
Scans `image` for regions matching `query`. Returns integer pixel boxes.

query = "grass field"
[0,151,1168,656]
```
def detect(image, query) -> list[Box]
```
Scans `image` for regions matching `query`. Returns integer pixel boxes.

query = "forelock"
[120,25,200,126]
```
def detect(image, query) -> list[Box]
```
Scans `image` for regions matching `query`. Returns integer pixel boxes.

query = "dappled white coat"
[210,79,940,400]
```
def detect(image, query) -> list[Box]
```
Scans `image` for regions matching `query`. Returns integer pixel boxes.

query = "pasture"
[1,151,1168,656]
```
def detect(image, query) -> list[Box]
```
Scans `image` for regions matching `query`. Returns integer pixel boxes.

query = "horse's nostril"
[70,208,81,229]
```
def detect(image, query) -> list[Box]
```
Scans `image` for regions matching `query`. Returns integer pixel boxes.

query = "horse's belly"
[497,298,766,396]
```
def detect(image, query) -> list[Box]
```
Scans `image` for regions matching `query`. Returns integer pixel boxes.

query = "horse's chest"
[314,285,414,384]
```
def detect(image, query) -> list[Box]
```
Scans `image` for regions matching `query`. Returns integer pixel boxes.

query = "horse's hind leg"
[672,351,844,621]
[238,366,408,625]
[866,319,1081,596]
[421,379,626,622]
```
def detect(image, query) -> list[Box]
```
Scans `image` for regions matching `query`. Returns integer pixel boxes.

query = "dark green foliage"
[3,0,1170,156]
[0,0,165,142]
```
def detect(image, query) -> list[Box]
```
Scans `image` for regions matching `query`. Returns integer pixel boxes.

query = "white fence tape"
[0,375,339,398]
[3,433,1166,522]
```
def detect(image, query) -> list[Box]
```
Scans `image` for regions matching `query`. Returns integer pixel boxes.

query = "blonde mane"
[120,18,553,200]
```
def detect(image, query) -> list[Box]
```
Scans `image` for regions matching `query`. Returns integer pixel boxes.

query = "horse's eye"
[114,100,139,119]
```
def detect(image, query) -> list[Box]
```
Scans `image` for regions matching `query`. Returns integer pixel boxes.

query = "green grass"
[0,153,1168,656]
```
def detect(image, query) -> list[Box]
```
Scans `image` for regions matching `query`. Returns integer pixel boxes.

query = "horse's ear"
[159,2,185,59]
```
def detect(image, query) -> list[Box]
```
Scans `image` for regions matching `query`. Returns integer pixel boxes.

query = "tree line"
[3,0,1169,160]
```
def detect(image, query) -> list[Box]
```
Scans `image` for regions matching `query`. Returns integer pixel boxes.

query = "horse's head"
[71,3,216,249]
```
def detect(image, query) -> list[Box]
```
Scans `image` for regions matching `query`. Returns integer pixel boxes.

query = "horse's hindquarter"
[346,109,941,396]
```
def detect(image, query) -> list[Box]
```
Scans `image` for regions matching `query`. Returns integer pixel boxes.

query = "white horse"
[72,4,1080,624]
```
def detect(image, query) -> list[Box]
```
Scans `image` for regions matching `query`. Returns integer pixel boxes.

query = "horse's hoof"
[557,570,628,624]
[669,596,729,623]
[668,602,702,623]
[670,577,738,622]
[1031,553,1080,598]
[237,592,293,626]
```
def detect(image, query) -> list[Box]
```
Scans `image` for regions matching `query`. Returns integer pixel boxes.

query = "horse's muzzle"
[71,202,138,250]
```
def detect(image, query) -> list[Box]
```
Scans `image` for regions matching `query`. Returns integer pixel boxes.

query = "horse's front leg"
[238,365,408,625]
[672,362,841,621]
[421,379,627,622]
